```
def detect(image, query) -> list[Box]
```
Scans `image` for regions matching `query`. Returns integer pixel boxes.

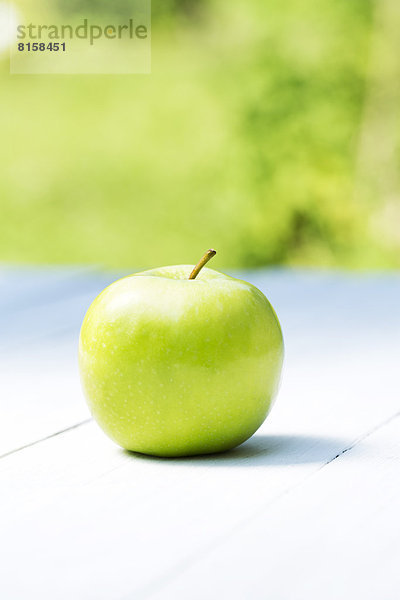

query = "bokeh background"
[1,0,399,270]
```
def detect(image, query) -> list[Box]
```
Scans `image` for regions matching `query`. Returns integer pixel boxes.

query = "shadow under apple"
[123,433,351,467]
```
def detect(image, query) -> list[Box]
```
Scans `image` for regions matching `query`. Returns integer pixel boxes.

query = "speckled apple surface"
[79,266,284,457]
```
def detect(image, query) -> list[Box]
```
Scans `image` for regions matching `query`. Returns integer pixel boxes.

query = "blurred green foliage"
[1,0,399,269]
[58,0,202,21]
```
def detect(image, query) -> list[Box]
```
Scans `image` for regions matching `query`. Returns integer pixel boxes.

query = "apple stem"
[189,249,217,280]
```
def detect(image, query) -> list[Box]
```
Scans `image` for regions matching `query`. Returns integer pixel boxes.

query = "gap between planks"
[0,418,92,461]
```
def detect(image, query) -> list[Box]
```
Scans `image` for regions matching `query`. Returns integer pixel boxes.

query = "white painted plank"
[0,268,122,353]
[147,414,400,600]
[0,345,398,599]
[0,347,90,458]
[0,268,122,455]
[0,265,93,312]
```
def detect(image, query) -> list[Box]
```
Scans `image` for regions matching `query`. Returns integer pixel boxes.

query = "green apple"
[79,250,284,457]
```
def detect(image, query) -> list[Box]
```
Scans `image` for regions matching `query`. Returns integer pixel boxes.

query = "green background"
[1,0,399,270]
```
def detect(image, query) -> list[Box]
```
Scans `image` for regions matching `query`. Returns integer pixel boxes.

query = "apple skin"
[79,266,284,457]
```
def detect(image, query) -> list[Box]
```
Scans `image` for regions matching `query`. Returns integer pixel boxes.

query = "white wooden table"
[1,266,399,600]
